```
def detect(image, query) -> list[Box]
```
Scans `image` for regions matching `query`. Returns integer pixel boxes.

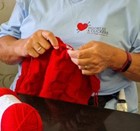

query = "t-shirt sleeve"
[130,30,140,53]
[0,0,29,39]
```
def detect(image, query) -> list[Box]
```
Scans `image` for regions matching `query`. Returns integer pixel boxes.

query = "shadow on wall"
[0,0,17,87]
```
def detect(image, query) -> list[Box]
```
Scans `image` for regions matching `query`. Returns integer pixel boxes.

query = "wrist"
[113,51,132,72]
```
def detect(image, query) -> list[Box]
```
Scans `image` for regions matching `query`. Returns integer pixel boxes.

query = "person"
[0,0,140,113]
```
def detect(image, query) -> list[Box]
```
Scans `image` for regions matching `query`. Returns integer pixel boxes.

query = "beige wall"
[0,0,17,87]
[0,0,16,23]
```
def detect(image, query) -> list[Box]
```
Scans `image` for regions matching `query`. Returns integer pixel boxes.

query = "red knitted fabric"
[15,37,100,105]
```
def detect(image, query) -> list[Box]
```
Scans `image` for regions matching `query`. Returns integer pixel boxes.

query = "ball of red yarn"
[0,88,43,131]
[1,103,43,131]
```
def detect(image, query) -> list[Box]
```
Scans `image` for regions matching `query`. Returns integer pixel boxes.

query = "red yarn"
[15,37,100,105]
[1,103,43,131]
[0,88,43,131]
[0,88,18,97]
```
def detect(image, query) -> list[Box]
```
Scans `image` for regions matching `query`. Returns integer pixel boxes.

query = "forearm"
[0,35,25,64]
[0,31,59,64]
[123,53,140,82]
[110,48,140,82]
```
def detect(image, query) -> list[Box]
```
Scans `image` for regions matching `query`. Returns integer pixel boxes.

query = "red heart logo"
[77,23,88,31]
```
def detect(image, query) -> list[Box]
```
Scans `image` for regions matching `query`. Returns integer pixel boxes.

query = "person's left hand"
[67,41,116,75]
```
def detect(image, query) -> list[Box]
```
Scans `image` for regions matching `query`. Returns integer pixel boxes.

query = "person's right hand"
[19,30,59,58]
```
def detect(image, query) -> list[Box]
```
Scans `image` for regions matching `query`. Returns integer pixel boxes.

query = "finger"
[33,42,42,51]
[81,68,99,75]
[38,38,51,50]
[28,48,39,58]
[78,64,93,70]
[67,49,91,59]
[71,57,92,66]
[70,58,78,65]
[36,46,46,54]
[31,42,45,54]
[81,69,94,75]
[67,50,80,58]
[42,31,59,49]
[81,64,105,75]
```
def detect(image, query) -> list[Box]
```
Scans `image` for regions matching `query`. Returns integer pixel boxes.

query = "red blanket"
[15,37,100,105]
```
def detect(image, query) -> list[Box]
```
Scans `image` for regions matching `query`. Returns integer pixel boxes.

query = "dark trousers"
[88,92,118,108]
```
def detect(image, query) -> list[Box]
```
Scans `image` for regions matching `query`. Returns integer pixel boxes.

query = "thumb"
[42,31,59,49]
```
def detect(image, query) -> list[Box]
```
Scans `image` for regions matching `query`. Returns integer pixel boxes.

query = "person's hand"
[67,41,117,75]
[19,30,59,58]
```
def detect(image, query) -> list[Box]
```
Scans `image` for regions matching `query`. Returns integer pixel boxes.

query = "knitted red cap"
[15,37,100,105]
[0,88,43,131]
